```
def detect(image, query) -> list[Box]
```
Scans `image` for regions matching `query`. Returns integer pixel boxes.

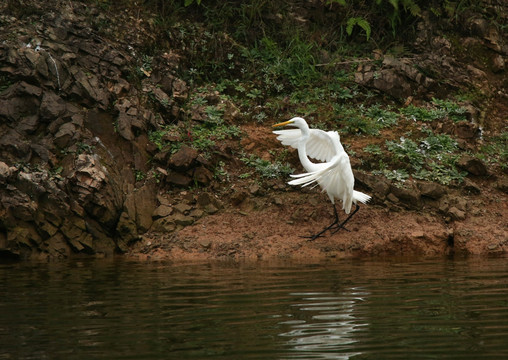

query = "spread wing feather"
[273,128,342,162]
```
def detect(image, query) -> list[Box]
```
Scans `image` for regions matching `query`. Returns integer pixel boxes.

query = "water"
[1,257,508,359]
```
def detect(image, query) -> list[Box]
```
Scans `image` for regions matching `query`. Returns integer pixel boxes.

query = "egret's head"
[272,117,306,128]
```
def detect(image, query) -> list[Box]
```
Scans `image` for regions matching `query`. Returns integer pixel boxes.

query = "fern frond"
[402,0,421,17]
[346,17,371,41]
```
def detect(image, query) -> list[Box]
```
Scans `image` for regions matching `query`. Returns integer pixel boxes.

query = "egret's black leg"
[302,204,340,241]
[332,203,360,234]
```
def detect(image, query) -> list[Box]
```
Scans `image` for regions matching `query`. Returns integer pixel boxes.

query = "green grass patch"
[240,153,294,179]
[383,129,467,185]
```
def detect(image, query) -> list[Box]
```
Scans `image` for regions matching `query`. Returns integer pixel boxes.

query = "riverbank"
[1,0,506,260]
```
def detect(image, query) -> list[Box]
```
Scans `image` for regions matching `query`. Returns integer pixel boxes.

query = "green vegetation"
[0,74,12,93]
[96,0,500,187]
[383,129,467,185]
[240,153,294,179]
[338,103,399,135]
[478,130,508,170]
[148,88,241,159]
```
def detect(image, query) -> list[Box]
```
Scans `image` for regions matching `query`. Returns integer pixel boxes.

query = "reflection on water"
[1,257,508,359]
[280,289,367,359]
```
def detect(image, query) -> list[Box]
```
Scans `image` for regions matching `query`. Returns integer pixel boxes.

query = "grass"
[335,103,399,135]
[240,153,294,179]
[382,128,467,185]
[478,129,508,170]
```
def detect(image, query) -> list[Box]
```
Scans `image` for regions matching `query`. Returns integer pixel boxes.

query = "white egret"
[273,117,371,240]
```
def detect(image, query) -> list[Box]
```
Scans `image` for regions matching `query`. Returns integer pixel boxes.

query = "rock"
[172,213,194,226]
[469,17,490,38]
[116,211,138,245]
[124,184,156,232]
[116,111,135,141]
[151,217,176,232]
[17,115,40,134]
[39,91,66,120]
[439,196,451,213]
[147,85,173,109]
[462,179,481,195]
[197,192,214,207]
[31,143,53,164]
[454,121,480,139]
[495,178,508,194]
[417,181,447,199]
[193,166,213,185]
[7,225,42,250]
[249,183,261,195]
[169,145,199,170]
[152,204,173,219]
[231,189,250,206]
[46,233,71,258]
[73,154,107,193]
[355,171,390,198]
[448,206,466,221]
[0,161,14,181]
[171,78,188,100]
[491,54,505,73]
[54,122,77,148]
[173,203,192,214]
[273,196,284,206]
[166,171,192,187]
[389,184,421,209]
[71,68,110,108]
[204,204,219,214]
[199,239,211,249]
[190,208,204,219]
[355,68,412,100]
[0,95,40,122]
[60,217,94,252]
[457,155,488,176]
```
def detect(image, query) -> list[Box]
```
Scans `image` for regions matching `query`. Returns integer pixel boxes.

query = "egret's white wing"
[273,128,343,162]
[272,129,301,148]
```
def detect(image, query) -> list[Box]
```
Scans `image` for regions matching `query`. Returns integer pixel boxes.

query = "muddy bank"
[0,1,507,261]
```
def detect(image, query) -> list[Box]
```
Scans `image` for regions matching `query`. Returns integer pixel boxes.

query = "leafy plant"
[240,154,294,179]
[383,130,466,185]
[401,98,468,123]
[184,0,202,7]
[478,130,508,170]
[346,17,372,41]
[337,104,399,135]
[365,104,398,128]
[0,74,13,93]
[135,170,146,182]
[431,97,468,122]
[401,104,446,122]
[363,144,383,156]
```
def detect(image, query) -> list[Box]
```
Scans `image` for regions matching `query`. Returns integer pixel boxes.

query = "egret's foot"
[302,222,340,241]
[300,233,325,241]
[331,224,350,233]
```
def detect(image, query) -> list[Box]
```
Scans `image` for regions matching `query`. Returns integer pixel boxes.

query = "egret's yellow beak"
[272,120,294,128]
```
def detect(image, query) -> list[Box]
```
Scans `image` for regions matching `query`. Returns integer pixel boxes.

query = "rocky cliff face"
[0,1,185,258]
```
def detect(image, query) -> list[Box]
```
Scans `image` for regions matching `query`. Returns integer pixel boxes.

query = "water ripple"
[1,258,508,359]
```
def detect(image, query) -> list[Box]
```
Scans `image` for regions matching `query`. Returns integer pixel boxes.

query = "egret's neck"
[296,127,315,172]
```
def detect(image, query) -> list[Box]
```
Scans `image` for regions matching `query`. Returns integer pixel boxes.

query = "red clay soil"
[128,183,507,262]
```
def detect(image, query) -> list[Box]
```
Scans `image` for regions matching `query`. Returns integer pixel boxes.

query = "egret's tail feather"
[353,190,371,204]
[288,168,327,188]
[288,171,322,187]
